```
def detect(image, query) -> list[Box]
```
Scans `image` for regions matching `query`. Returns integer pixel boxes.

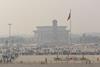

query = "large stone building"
[33,20,69,47]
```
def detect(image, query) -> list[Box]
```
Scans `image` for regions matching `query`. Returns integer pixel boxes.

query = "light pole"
[8,23,12,47]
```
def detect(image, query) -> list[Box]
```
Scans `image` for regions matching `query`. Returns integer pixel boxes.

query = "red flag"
[67,10,71,21]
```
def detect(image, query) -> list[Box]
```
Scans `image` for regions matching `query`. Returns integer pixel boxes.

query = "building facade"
[33,20,69,47]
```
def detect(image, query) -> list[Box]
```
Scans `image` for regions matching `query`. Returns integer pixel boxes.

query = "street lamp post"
[8,23,12,47]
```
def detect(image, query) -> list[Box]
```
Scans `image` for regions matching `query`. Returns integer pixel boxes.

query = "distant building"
[33,20,69,47]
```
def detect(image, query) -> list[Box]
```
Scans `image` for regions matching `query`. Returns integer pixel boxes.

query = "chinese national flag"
[67,10,71,21]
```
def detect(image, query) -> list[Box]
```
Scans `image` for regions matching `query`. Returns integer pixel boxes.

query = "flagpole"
[68,9,72,45]
[69,11,72,45]
[68,9,72,62]
[66,9,72,45]
[66,9,72,60]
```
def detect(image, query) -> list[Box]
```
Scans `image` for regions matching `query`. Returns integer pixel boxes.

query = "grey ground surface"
[0,64,100,67]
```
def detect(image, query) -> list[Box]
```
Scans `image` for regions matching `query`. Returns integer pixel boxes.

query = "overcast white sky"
[0,0,100,36]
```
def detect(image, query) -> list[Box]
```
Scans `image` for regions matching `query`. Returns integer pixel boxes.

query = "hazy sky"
[0,0,100,36]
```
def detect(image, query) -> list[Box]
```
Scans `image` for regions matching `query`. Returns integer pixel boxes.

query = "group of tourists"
[0,53,18,63]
